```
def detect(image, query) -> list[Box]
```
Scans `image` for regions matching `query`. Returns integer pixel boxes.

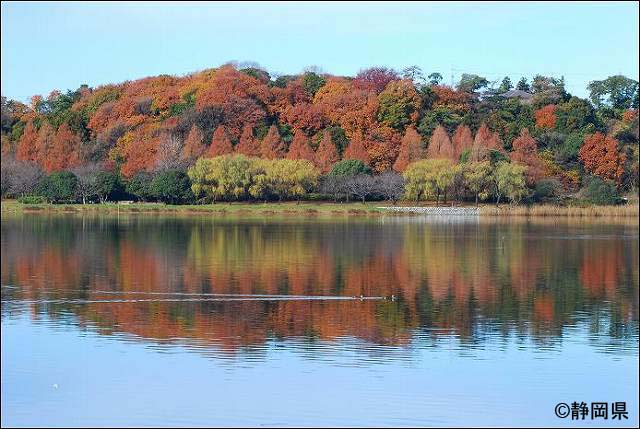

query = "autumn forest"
[1,64,638,205]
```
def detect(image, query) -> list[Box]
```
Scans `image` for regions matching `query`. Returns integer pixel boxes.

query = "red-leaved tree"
[286,131,315,162]
[342,131,370,165]
[235,124,261,157]
[393,126,423,172]
[451,124,473,160]
[534,105,557,129]
[471,123,503,161]
[427,125,455,160]
[44,123,82,172]
[208,125,234,157]
[314,130,339,173]
[579,132,626,186]
[260,125,287,159]
[181,126,206,162]
[16,121,39,163]
[510,128,544,184]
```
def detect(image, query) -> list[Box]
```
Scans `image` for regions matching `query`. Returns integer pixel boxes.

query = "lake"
[1,214,638,427]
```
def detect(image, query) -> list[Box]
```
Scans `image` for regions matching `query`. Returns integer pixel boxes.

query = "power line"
[450,67,637,78]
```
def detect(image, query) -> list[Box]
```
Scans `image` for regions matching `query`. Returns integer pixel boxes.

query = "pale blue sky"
[1,1,638,102]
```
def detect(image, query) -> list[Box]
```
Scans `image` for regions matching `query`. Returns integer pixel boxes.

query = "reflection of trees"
[1,216,637,351]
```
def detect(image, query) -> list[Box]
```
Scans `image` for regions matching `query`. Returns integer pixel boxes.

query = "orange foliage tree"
[534,104,557,129]
[286,131,315,162]
[427,125,455,160]
[45,123,82,172]
[451,124,473,160]
[314,130,339,173]
[366,126,401,172]
[393,126,424,172]
[579,132,626,186]
[195,65,269,139]
[282,103,327,136]
[235,124,261,157]
[431,85,470,111]
[259,125,287,159]
[16,121,39,163]
[510,128,544,184]
[181,126,206,162]
[471,123,503,161]
[342,131,370,165]
[622,109,637,123]
[35,122,56,166]
[270,78,310,117]
[112,124,160,177]
[313,78,378,138]
[207,125,234,157]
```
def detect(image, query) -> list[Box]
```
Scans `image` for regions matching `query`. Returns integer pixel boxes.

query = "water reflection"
[2,215,637,355]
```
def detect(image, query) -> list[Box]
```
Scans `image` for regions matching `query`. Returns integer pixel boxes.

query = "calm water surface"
[1,214,638,427]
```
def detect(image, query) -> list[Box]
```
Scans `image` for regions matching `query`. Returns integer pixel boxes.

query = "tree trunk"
[475,193,479,206]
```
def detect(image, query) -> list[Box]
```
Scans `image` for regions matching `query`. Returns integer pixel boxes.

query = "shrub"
[36,171,78,203]
[126,172,155,202]
[580,176,620,205]
[534,178,564,202]
[95,171,121,203]
[17,195,47,204]
[330,159,372,176]
[557,132,584,164]
[150,170,194,204]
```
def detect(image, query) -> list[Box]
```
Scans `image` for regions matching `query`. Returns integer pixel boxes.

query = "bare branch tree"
[320,175,348,202]
[1,156,43,198]
[72,163,103,204]
[344,174,377,203]
[375,172,405,205]
[154,133,187,172]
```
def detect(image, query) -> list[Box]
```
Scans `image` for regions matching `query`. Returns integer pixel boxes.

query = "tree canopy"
[1,63,637,204]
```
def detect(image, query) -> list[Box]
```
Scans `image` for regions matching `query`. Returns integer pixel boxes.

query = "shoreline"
[1,200,638,219]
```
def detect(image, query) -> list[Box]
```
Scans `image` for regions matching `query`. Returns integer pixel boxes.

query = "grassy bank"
[0,199,387,217]
[480,203,639,218]
[2,199,637,219]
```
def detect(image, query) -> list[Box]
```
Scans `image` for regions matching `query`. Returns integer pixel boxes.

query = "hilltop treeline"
[1,64,638,204]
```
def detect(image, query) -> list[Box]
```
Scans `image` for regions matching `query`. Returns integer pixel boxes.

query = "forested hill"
[1,65,638,193]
